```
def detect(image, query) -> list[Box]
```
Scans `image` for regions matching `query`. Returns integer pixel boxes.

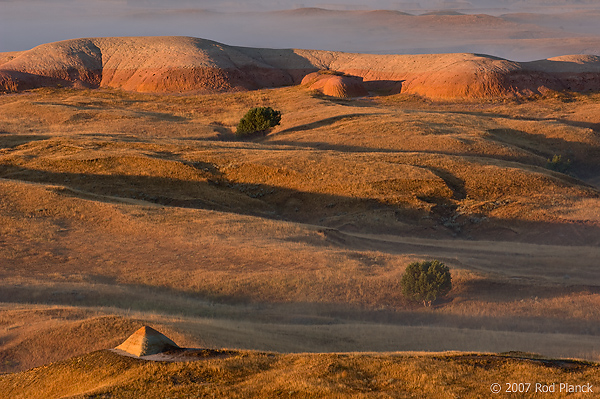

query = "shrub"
[401,260,452,307]
[546,154,571,174]
[236,107,281,138]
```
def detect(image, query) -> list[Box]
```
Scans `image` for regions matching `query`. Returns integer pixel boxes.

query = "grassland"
[1,86,600,396]
[4,349,600,399]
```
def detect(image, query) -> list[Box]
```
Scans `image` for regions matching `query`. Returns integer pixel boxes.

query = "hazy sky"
[1,0,599,59]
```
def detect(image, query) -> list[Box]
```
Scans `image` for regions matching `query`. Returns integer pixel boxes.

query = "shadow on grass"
[0,134,50,149]
[487,127,600,178]
[0,163,422,231]
[445,104,600,138]
[261,138,576,179]
[269,113,384,138]
[1,162,600,245]
[2,279,600,337]
[265,130,599,184]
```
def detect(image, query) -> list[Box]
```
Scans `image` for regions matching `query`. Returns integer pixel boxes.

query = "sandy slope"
[1,36,600,98]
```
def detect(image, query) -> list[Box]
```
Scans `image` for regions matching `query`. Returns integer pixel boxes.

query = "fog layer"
[1,0,600,61]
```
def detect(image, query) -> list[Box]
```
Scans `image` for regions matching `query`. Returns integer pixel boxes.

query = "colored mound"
[1,36,600,99]
[301,71,368,98]
[115,326,179,357]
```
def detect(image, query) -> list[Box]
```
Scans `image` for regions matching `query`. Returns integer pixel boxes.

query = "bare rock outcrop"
[0,37,304,93]
[0,39,102,91]
[301,71,368,98]
[1,36,600,99]
[115,326,179,357]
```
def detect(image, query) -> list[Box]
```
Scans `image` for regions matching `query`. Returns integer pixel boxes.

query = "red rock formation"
[1,36,600,99]
[301,71,368,97]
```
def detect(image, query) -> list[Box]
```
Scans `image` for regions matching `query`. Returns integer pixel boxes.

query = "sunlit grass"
[0,86,599,389]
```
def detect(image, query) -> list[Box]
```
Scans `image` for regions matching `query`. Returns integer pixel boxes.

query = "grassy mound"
[2,349,599,398]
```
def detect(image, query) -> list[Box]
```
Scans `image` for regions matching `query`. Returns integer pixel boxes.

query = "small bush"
[236,107,281,138]
[546,154,571,174]
[401,260,452,307]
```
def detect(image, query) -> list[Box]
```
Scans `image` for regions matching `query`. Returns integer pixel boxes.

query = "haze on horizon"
[1,0,600,61]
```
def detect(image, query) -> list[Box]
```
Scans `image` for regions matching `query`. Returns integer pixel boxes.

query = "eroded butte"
[2,36,600,99]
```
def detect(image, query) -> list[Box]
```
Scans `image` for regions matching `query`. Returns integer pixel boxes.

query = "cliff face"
[2,36,600,99]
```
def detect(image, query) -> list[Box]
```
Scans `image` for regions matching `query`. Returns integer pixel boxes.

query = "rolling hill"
[2,36,600,98]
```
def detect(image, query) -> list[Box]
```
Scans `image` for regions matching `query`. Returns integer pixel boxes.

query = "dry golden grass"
[2,348,600,399]
[1,86,600,392]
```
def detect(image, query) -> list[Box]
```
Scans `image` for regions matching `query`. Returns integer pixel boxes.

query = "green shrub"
[546,154,571,174]
[236,107,281,137]
[401,260,452,307]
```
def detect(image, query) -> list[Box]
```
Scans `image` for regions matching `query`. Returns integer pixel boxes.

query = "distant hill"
[1,36,600,99]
